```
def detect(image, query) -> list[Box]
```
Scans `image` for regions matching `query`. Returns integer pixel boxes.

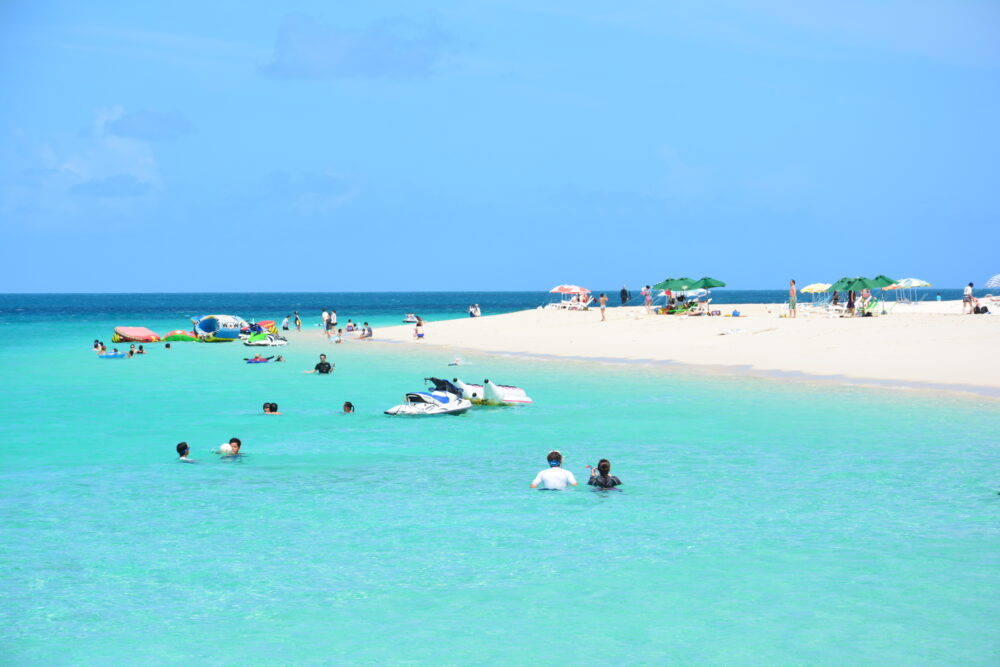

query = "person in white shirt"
[963,283,974,314]
[531,450,578,490]
[321,309,330,328]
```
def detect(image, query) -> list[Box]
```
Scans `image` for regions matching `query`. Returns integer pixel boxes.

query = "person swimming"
[530,450,578,490]
[587,459,622,489]
[176,441,195,462]
[262,402,280,415]
[137,345,146,354]
[343,401,355,413]
[217,437,242,456]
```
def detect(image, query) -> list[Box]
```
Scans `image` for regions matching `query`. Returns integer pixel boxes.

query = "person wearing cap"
[530,450,578,490]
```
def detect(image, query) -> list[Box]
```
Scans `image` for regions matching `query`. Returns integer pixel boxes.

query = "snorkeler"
[530,450,578,490]
[176,441,195,462]
[587,459,622,489]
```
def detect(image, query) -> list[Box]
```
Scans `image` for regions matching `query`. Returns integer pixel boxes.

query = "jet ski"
[452,378,533,406]
[403,313,418,323]
[243,332,288,347]
[384,378,472,416]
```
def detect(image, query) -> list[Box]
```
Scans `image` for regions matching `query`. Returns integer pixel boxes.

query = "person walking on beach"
[642,285,652,312]
[963,282,974,314]
[294,312,302,331]
[531,450,578,490]
[620,285,630,306]
[281,315,290,331]
[788,279,797,318]
[599,293,608,321]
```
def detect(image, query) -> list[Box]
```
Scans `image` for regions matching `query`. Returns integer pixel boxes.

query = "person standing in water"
[788,279,797,318]
[294,312,302,331]
[587,459,622,489]
[530,450,578,490]
[281,315,290,331]
[176,442,195,462]
[305,354,334,374]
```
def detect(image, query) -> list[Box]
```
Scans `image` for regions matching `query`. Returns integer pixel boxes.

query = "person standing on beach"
[620,285,630,306]
[963,282,974,314]
[321,309,329,332]
[599,293,608,321]
[294,312,302,331]
[642,286,652,311]
[281,315,290,331]
[788,279,797,318]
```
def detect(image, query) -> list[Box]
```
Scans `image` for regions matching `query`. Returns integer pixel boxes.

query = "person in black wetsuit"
[620,285,630,306]
[587,459,622,489]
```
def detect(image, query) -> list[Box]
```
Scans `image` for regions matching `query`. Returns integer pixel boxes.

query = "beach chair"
[858,298,880,317]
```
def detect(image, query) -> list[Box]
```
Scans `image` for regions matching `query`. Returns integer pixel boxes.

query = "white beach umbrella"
[549,285,590,294]
[985,274,1000,290]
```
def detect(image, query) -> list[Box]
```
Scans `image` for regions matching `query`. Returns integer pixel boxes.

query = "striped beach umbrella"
[800,283,831,294]
[985,274,1000,289]
[549,284,590,294]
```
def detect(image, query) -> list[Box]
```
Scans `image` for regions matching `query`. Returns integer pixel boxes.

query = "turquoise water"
[1,294,998,665]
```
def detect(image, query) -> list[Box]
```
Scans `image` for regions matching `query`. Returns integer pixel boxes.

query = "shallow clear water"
[1,293,997,665]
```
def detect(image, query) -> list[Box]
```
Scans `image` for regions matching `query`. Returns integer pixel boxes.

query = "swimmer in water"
[305,354,334,374]
[265,402,281,415]
[343,401,355,413]
[176,441,195,462]
[587,459,622,489]
[137,345,146,355]
[530,450,578,490]
[165,343,171,349]
[275,355,285,362]
[217,437,242,457]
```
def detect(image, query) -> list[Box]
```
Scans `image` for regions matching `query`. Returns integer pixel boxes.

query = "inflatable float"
[244,356,275,364]
[111,326,161,343]
[192,314,247,342]
[98,353,127,359]
[162,329,198,342]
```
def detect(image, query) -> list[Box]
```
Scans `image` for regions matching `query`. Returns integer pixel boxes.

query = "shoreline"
[309,301,1000,400]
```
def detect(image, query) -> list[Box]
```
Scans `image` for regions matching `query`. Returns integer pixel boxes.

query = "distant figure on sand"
[642,285,653,310]
[620,285,630,306]
[334,329,343,344]
[414,321,424,339]
[358,322,373,339]
[788,279,797,318]
[282,315,290,331]
[599,293,608,321]
[294,312,302,331]
[530,450,578,490]
[963,282,974,314]
[587,459,622,489]
[305,354,334,374]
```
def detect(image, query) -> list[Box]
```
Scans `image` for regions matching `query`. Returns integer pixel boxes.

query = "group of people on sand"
[281,313,303,331]
[964,282,991,315]
[530,450,622,490]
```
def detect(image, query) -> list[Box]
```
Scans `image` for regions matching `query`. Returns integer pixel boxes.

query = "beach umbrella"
[800,283,831,294]
[827,277,853,292]
[653,277,696,291]
[549,284,590,294]
[870,275,897,288]
[689,276,726,289]
[887,277,931,289]
[985,274,1000,289]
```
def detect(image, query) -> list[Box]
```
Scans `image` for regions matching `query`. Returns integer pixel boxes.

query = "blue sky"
[2,1,998,291]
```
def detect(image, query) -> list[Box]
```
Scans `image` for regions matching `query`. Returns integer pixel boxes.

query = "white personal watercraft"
[242,333,288,347]
[403,313,418,323]
[384,378,473,416]
[451,378,533,406]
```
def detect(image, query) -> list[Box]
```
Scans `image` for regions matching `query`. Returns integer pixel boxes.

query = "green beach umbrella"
[870,275,897,288]
[653,277,696,291]
[843,277,881,292]
[827,277,853,292]
[689,277,726,289]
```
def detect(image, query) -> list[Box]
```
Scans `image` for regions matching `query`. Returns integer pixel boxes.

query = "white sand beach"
[366,300,1000,394]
